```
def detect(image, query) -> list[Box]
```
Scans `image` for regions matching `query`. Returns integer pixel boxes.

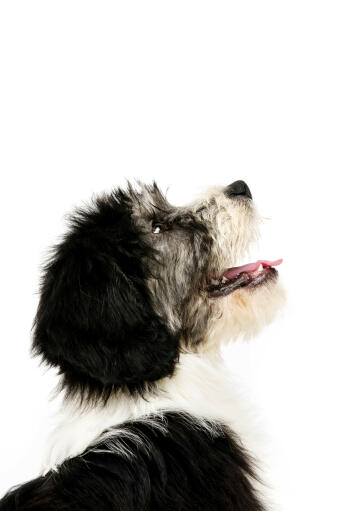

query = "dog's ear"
[33,193,179,397]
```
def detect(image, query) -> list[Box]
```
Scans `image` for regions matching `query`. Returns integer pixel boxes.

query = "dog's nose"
[225,180,252,200]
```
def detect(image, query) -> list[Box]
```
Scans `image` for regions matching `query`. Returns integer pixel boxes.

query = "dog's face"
[33,181,284,399]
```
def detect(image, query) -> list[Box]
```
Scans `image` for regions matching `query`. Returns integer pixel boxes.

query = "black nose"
[226,180,252,200]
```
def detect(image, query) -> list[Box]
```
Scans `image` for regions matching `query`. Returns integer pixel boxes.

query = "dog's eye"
[152,223,167,234]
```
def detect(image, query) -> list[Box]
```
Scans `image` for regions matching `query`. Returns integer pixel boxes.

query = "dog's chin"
[204,277,286,350]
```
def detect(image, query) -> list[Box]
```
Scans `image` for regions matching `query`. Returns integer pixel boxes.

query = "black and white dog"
[0,180,284,510]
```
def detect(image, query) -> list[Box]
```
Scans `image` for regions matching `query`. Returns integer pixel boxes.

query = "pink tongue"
[223,259,283,280]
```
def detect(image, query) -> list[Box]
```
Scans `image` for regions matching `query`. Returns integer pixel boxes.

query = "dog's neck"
[42,350,261,474]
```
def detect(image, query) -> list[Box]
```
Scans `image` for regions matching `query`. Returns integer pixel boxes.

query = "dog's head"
[33,181,284,399]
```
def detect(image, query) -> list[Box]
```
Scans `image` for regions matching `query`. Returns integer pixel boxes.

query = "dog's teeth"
[221,276,228,283]
[258,264,263,272]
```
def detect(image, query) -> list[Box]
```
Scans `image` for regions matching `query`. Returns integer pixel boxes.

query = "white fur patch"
[42,351,264,473]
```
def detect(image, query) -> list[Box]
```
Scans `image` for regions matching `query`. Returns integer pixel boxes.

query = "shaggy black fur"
[32,188,180,400]
[0,412,265,511]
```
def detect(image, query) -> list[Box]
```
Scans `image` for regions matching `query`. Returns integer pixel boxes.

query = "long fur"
[0,181,284,510]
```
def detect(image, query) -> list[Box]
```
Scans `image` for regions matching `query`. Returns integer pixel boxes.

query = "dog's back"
[1,412,265,511]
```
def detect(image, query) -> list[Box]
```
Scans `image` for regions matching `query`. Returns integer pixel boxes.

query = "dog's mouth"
[207,259,283,298]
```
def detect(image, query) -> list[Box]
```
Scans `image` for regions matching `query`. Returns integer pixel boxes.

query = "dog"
[0,180,284,510]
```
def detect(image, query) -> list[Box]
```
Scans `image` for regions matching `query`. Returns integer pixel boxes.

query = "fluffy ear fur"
[32,191,179,399]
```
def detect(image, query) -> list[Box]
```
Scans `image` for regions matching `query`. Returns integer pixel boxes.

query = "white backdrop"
[0,2,339,510]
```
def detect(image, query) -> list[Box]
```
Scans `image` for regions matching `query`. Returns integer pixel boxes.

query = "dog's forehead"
[129,183,174,218]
